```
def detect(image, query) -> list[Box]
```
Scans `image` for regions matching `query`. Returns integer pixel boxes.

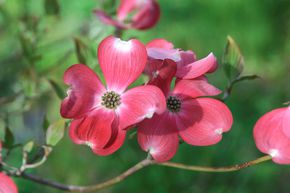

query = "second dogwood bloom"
[61,36,166,155]
[138,60,233,162]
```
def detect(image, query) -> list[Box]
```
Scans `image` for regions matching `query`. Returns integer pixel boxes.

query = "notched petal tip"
[98,36,147,92]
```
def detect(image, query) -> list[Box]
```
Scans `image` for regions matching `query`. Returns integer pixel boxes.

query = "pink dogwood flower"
[137,60,233,162]
[95,0,160,30]
[0,173,18,193]
[61,36,166,156]
[145,39,218,79]
[253,106,290,164]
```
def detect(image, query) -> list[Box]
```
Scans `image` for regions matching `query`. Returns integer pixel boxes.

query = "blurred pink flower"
[145,38,218,79]
[0,173,18,193]
[61,36,166,156]
[95,0,160,30]
[138,60,233,162]
[253,106,290,164]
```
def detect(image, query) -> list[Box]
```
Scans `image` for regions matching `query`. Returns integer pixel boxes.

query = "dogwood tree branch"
[20,158,153,192]
[159,155,272,172]
[16,155,272,192]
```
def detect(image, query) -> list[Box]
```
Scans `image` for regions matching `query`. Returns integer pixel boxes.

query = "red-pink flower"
[0,173,18,193]
[95,0,160,30]
[253,106,290,164]
[145,39,218,79]
[137,60,233,162]
[61,36,166,156]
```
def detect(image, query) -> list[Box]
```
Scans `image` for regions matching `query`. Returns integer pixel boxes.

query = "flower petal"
[147,59,177,95]
[282,106,290,138]
[93,129,127,156]
[60,64,105,119]
[146,39,174,49]
[118,85,166,130]
[69,109,114,149]
[147,48,181,62]
[98,36,147,93]
[254,107,290,164]
[117,0,137,21]
[177,50,196,67]
[0,173,18,193]
[95,10,127,29]
[177,98,233,146]
[138,113,179,162]
[172,78,221,99]
[131,0,160,30]
[176,53,218,79]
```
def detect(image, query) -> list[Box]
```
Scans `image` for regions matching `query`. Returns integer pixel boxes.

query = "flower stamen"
[166,96,181,112]
[101,91,121,109]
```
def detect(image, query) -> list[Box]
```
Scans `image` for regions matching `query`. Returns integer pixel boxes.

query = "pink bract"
[253,106,290,164]
[138,60,233,162]
[0,173,18,193]
[145,39,218,79]
[95,0,160,30]
[61,36,166,156]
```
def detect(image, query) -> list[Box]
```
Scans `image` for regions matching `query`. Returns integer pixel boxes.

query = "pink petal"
[177,98,233,146]
[253,107,290,164]
[0,173,18,193]
[131,0,160,30]
[146,39,174,49]
[138,113,179,162]
[176,53,218,79]
[177,50,196,67]
[117,0,137,21]
[172,79,221,99]
[60,64,105,119]
[69,109,114,150]
[282,106,290,138]
[93,124,127,156]
[98,36,147,93]
[94,10,127,29]
[147,48,181,62]
[118,85,166,130]
[147,59,177,95]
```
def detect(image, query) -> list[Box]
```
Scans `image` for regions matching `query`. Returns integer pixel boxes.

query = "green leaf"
[23,141,34,153]
[222,36,244,81]
[49,79,65,99]
[42,116,50,132]
[46,119,66,146]
[3,127,14,148]
[74,37,88,65]
[44,0,60,16]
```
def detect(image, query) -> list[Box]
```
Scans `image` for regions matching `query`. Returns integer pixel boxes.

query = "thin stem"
[17,155,271,192]
[158,155,272,172]
[21,158,153,192]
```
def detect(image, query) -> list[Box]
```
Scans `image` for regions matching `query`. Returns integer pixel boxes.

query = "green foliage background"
[1,0,290,192]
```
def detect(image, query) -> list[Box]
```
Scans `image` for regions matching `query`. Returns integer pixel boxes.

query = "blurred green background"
[1,0,290,192]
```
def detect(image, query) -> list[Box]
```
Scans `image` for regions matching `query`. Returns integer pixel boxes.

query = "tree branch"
[158,155,272,172]
[20,158,153,192]
[16,155,273,192]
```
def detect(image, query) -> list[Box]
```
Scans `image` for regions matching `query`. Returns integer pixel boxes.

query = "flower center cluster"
[166,96,181,112]
[101,91,121,109]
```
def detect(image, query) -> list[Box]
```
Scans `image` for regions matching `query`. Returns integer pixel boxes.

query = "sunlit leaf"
[23,141,34,153]
[46,119,66,146]
[222,35,244,81]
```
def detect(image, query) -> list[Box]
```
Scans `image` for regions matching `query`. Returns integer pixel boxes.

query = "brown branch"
[17,155,272,192]
[159,155,272,172]
[20,158,153,192]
